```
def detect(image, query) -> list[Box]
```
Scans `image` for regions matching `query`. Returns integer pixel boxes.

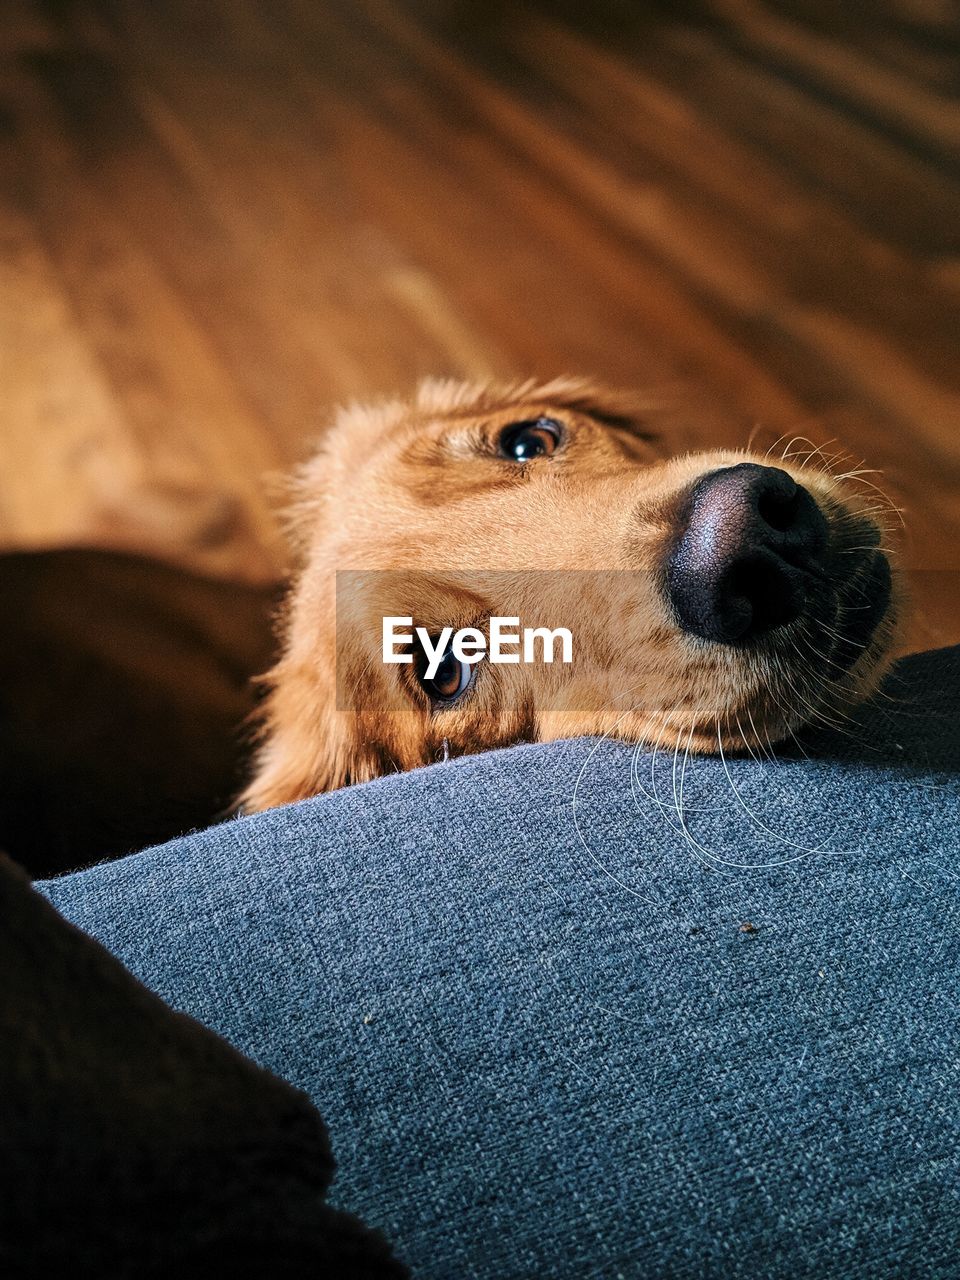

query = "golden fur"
[241,378,901,811]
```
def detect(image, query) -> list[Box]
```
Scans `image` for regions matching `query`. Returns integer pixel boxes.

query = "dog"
[241,378,900,812]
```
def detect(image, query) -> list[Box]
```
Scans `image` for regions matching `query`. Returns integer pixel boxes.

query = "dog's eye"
[498,418,562,462]
[417,644,473,705]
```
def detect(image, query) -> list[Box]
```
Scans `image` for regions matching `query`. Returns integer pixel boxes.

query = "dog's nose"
[666,462,829,644]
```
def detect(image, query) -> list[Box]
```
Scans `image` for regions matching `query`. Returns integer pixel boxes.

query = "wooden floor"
[2,0,959,648]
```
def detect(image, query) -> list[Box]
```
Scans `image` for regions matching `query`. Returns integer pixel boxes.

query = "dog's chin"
[825,548,893,674]
[721,548,896,753]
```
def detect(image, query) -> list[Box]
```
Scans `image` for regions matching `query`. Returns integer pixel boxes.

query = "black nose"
[666,463,829,644]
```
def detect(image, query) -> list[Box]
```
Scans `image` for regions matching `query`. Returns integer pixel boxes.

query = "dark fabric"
[0,854,406,1279]
[0,549,277,876]
[39,646,960,1278]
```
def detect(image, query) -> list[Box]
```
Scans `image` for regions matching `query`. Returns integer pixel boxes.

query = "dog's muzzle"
[666,463,840,645]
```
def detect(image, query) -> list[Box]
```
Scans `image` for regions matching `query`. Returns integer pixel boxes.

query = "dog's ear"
[240,659,379,810]
[240,634,418,810]
[279,449,336,562]
[282,397,412,559]
[240,662,341,810]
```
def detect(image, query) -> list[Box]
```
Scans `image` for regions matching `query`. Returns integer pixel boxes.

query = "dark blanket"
[0,549,278,877]
[0,854,406,1278]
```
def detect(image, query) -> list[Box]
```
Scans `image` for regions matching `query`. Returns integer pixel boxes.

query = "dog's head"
[242,378,900,810]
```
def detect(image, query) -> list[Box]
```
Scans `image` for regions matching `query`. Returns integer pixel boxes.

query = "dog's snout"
[666,462,829,644]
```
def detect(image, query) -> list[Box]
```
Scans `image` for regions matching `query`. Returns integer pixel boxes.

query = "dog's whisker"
[570,694,659,905]
[660,713,734,876]
[834,474,907,528]
[646,714,683,826]
[762,431,792,462]
[744,703,777,764]
[773,665,850,736]
[794,629,899,722]
[713,720,856,865]
[839,544,897,556]
[781,436,842,473]
[786,628,866,687]
[628,739,655,829]
[670,723,721,875]
[735,714,771,767]
[717,720,850,855]
[775,645,863,730]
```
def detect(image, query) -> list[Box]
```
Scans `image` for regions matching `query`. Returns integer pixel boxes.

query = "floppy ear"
[240,397,417,811]
[239,603,410,811]
[240,655,415,810]
[239,448,348,807]
[281,395,412,559]
[239,669,342,811]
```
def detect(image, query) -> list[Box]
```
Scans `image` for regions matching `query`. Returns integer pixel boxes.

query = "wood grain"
[0,0,958,648]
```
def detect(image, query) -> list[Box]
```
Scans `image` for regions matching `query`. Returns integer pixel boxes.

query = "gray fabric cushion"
[41,646,960,1278]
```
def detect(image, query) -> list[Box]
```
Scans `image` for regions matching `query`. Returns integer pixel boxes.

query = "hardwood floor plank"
[0,0,956,648]
[0,196,142,544]
[8,60,286,580]
[706,0,960,158]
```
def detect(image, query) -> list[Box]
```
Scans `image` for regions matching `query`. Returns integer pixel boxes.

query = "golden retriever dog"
[241,378,900,812]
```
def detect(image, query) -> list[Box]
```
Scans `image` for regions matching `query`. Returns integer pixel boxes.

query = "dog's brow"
[418,403,657,441]
[587,410,658,440]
